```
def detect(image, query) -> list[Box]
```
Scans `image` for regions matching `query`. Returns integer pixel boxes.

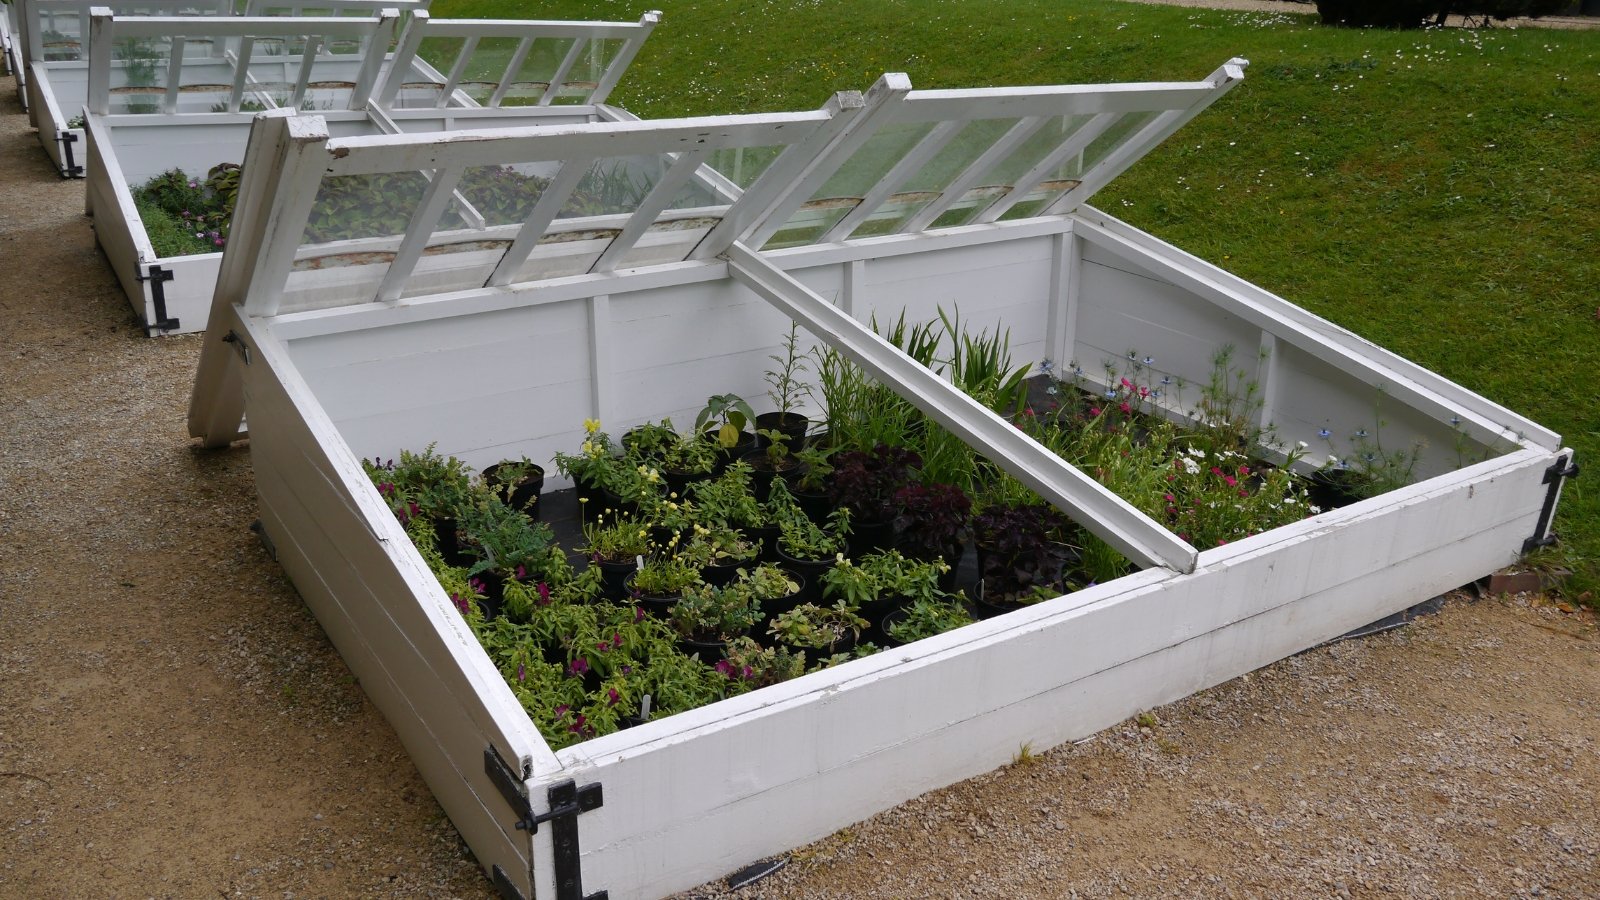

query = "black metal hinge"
[1522,453,1579,554]
[135,265,180,334]
[60,130,84,178]
[484,746,608,900]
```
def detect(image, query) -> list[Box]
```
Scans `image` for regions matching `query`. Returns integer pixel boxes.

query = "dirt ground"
[1,59,1597,900]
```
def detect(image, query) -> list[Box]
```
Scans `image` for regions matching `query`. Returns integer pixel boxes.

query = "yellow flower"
[584,418,601,434]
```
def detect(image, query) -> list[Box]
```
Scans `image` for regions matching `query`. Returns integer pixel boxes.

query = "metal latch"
[1522,453,1579,553]
[134,265,179,334]
[483,747,608,900]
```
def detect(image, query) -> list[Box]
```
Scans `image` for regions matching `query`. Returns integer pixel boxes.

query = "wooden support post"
[485,155,596,288]
[1045,228,1079,373]
[85,6,111,115]
[375,9,426,109]
[840,258,864,318]
[1256,331,1279,435]
[739,73,914,252]
[819,119,964,244]
[486,35,533,108]
[347,10,396,109]
[587,294,612,428]
[376,165,466,303]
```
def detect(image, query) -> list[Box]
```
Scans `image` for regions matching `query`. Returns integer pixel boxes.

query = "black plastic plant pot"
[879,608,910,648]
[431,516,474,568]
[676,634,730,664]
[704,429,758,469]
[749,524,782,562]
[482,461,545,519]
[663,466,714,501]
[754,411,810,453]
[757,569,807,622]
[792,486,831,523]
[622,572,680,618]
[774,549,831,603]
[472,570,506,619]
[1306,467,1371,511]
[590,557,639,601]
[699,558,750,588]
[846,516,895,559]
[739,450,809,503]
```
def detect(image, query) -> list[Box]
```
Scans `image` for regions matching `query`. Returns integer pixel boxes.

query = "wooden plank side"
[1071,209,1556,451]
[554,448,1553,899]
[252,476,535,898]
[235,314,555,776]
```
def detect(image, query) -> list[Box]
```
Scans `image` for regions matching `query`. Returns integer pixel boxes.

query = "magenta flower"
[568,658,590,677]
[606,688,620,706]
[516,664,526,682]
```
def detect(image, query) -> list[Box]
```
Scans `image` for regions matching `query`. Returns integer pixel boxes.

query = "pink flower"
[1223,475,1237,487]
[1088,407,1102,417]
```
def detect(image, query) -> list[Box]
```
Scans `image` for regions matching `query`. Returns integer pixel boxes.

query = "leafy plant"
[718,637,805,691]
[630,554,702,597]
[767,602,868,650]
[778,506,852,562]
[887,594,974,644]
[820,549,944,608]
[973,502,1075,602]
[828,443,921,524]
[695,393,755,448]
[765,322,812,416]
[688,463,763,530]
[892,481,972,562]
[670,581,759,641]
[582,511,653,564]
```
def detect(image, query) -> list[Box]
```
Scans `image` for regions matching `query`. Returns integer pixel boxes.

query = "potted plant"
[735,561,805,622]
[669,581,760,662]
[659,429,719,497]
[681,523,760,586]
[775,504,852,600]
[741,428,809,502]
[827,443,921,555]
[789,445,834,521]
[757,322,812,450]
[821,549,947,638]
[892,481,972,584]
[552,419,619,507]
[625,553,704,618]
[717,636,806,693]
[881,594,974,647]
[582,511,654,600]
[767,602,869,665]
[457,497,563,617]
[971,502,1076,615]
[620,419,679,460]
[695,392,757,458]
[481,455,546,518]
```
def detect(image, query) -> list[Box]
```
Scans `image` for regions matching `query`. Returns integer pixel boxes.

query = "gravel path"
[2,55,1597,900]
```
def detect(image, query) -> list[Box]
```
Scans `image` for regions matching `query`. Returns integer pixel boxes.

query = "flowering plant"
[582,512,653,564]
[767,602,868,651]
[670,582,759,642]
[887,595,974,644]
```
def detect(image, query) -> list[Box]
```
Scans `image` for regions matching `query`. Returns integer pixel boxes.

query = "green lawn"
[436,0,1600,598]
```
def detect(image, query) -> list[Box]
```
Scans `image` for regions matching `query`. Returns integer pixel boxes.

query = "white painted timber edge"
[541,443,1554,900]
[262,217,1077,342]
[1070,207,1560,452]
[232,308,555,777]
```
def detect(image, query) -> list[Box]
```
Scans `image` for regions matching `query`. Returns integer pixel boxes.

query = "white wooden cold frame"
[15,0,434,176]
[78,7,661,334]
[187,67,1569,900]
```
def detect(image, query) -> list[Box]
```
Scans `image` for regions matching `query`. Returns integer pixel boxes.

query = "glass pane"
[930,113,1096,228]
[549,37,625,106]
[832,117,1019,242]
[302,170,436,243]
[108,37,170,114]
[612,216,721,270]
[702,145,785,191]
[458,164,556,228]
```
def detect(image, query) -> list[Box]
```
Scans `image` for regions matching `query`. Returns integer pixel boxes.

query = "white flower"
[1182,458,1200,475]
[1186,447,1206,459]
[1309,505,1323,514]
[1295,441,1309,450]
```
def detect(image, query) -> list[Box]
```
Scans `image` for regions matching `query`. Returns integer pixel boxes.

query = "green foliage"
[695,393,755,448]
[765,322,813,416]
[887,595,975,644]
[767,602,868,650]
